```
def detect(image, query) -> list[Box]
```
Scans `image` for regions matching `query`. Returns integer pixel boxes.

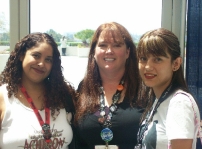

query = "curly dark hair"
[0,32,75,118]
[75,22,143,123]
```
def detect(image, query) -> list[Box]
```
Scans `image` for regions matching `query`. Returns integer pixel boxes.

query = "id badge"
[95,145,119,149]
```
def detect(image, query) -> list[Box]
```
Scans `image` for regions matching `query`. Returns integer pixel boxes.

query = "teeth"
[104,58,114,61]
[145,74,155,76]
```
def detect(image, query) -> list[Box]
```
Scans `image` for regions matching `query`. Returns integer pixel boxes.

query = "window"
[0,0,10,72]
[30,0,162,88]
[2,0,186,89]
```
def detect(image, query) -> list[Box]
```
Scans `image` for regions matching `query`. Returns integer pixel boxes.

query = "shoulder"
[0,85,6,129]
[167,90,199,118]
[166,90,200,140]
[170,90,195,105]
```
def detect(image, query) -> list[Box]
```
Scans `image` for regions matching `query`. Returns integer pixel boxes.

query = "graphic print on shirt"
[18,124,69,149]
[142,120,158,149]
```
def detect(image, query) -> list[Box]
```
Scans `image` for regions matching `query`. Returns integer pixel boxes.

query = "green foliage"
[0,41,10,46]
[0,13,7,32]
[46,29,63,42]
[74,29,94,46]
[0,32,10,41]
[67,42,82,46]
[134,42,138,47]
[56,42,60,46]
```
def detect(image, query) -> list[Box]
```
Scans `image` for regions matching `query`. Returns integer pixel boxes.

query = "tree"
[0,12,9,46]
[0,12,7,33]
[74,29,94,47]
[46,29,63,42]
[1,32,10,41]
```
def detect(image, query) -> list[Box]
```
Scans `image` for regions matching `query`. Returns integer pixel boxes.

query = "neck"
[20,79,46,109]
[100,72,125,106]
[21,78,45,93]
[100,69,125,85]
[153,89,163,99]
[153,83,172,99]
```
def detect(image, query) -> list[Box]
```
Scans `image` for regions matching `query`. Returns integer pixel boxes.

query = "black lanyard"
[98,79,124,128]
[136,84,172,145]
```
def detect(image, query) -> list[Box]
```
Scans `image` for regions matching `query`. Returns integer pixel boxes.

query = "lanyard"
[98,79,124,128]
[136,84,172,145]
[20,86,52,143]
[98,79,124,147]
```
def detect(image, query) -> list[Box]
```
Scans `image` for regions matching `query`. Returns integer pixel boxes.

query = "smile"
[33,68,44,74]
[144,73,156,79]
[104,58,115,62]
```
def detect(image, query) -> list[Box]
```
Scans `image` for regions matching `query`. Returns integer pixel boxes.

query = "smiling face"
[138,51,181,97]
[94,31,130,75]
[20,42,53,85]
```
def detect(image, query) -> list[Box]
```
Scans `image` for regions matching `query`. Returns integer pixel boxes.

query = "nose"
[37,61,45,67]
[145,60,153,71]
[106,46,113,53]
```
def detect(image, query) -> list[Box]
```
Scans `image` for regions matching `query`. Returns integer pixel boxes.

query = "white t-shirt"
[0,84,73,149]
[140,90,200,149]
[60,38,67,48]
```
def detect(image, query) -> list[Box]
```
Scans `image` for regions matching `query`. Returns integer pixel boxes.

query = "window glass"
[0,0,10,72]
[31,0,162,88]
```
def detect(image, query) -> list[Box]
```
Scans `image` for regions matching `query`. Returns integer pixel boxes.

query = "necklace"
[20,85,52,143]
[98,79,124,147]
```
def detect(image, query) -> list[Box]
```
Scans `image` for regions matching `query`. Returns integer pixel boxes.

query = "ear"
[126,47,130,59]
[172,57,182,71]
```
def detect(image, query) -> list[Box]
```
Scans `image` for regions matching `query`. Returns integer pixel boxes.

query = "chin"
[143,82,154,88]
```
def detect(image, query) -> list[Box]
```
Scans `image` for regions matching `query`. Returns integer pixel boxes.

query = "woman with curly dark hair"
[74,22,144,149]
[0,32,75,149]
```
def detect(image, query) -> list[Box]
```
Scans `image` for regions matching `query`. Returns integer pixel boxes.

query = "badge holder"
[100,128,113,149]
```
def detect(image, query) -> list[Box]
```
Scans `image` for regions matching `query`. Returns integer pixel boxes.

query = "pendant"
[101,128,113,142]
[42,123,52,141]
[98,117,105,124]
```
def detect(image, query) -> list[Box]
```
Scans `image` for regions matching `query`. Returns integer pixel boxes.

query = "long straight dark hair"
[136,28,189,121]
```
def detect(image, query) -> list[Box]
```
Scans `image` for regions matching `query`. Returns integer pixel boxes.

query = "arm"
[0,90,5,130]
[170,139,193,149]
[166,93,199,149]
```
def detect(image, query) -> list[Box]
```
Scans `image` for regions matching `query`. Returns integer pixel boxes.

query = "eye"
[45,58,53,63]
[139,56,147,62]
[154,57,162,62]
[98,43,107,48]
[113,43,122,47]
[32,54,40,59]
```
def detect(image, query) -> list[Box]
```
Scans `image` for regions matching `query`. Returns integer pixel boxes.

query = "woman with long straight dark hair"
[135,28,201,149]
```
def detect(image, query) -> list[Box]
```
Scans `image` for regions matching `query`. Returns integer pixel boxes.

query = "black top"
[74,99,144,149]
